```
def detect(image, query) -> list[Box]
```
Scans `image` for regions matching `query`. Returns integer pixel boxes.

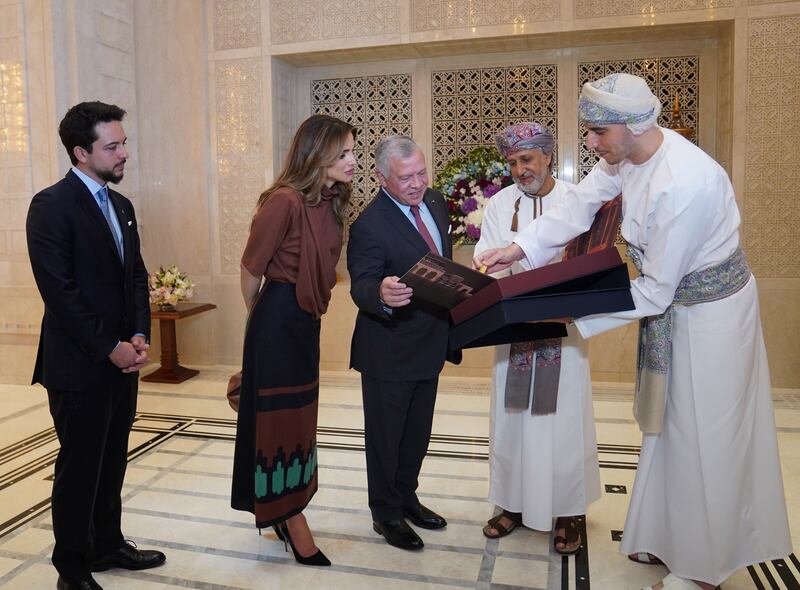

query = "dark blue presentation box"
[448,250,634,350]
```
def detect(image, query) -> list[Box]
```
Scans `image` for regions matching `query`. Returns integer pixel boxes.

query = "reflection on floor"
[0,368,797,589]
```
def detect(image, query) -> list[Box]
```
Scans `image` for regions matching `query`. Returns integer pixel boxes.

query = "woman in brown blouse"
[231,114,356,566]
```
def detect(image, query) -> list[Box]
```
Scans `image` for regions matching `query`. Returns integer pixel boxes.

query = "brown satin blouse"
[241,186,343,319]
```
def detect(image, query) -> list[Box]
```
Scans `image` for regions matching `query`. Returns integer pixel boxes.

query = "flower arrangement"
[433,146,512,246]
[148,265,195,309]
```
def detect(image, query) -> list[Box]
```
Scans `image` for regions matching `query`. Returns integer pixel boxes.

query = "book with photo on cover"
[399,194,625,321]
[399,252,495,310]
[399,246,630,324]
[398,195,632,348]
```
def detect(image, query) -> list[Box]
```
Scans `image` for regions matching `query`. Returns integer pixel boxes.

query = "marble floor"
[0,367,797,590]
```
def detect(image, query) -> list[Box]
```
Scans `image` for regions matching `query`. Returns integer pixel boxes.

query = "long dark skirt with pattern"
[231,280,320,528]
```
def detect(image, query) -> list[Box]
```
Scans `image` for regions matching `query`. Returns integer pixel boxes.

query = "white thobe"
[475,180,601,531]
[513,128,792,584]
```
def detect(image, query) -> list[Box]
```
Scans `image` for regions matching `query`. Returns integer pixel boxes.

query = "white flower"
[466,208,484,226]
[148,266,194,304]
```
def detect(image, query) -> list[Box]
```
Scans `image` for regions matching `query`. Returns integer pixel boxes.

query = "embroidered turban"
[495,122,555,159]
[578,73,661,134]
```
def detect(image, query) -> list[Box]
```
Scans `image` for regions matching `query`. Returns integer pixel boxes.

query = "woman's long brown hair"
[256,114,357,225]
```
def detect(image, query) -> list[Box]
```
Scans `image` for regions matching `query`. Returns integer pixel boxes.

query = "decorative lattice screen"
[311,74,413,225]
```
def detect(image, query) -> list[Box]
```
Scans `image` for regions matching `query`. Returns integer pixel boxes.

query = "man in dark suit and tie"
[26,102,166,590]
[347,135,461,550]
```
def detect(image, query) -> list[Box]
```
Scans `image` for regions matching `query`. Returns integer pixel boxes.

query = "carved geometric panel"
[412,0,559,31]
[577,57,699,181]
[431,64,558,176]
[311,74,412,226]
[215,58,264,274]
[744,16,800,277]
[574,0,733,19]
[271,0,400,44]
[213,0,261,50]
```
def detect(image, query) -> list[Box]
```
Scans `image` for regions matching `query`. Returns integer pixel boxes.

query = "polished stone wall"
[271,0,400,44]
[0,0,39,382]
[743,15,800,278]
[574,0,734,19]
[214,57,264,275]
[411,0,560,30]
[740,13,800,385]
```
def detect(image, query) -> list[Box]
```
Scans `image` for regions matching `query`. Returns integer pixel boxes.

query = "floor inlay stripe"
[0,498,51,539]
[574,515,590,590]
[0,427,58,465]
[746,567,766,590]
[759,561,781,589]
[476,538,498,590]
[121,535,481,588]
[772,557,800,589]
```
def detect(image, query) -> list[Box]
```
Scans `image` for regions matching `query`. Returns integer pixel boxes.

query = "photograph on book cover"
[399,252,494,309]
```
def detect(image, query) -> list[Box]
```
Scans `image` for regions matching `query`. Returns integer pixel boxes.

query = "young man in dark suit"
[26,102,166,590]
[347,135,461,550]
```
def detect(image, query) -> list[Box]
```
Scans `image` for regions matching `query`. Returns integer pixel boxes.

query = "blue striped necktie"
[97,186,123,260]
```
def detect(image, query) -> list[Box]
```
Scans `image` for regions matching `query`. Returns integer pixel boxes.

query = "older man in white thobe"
[474,73,791,590]
[475,122,600,555]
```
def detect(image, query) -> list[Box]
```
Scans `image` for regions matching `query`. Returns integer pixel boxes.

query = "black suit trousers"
[47,378,136,579]
[361,374,438,522]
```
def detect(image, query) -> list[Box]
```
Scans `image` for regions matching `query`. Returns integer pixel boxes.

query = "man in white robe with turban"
[475,122,600,554]
[475,73,791,590]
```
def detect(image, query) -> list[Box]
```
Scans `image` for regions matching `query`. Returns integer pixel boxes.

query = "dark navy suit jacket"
[347,188,461,381]
[26,170,150,391]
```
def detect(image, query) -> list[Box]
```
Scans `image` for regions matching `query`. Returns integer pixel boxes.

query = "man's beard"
[93,164,124,184]
[513,174,545,195]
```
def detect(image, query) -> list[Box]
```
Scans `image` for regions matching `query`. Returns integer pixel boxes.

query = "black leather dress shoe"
[90,540,166,572]
[56,575,103,590]
[403,502,447,529]
[373,519,424,550]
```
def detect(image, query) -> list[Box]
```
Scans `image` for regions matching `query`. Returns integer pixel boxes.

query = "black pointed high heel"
[272,523,286,549]
[280,522,331,566]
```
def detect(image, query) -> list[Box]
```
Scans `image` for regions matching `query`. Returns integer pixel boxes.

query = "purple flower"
[483,183,501,198]
[466,224,481,239]
[461,197,478,213]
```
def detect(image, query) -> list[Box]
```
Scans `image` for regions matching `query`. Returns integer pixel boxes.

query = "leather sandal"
[629,552,664,565]
[553,516,581,555]
[482,510,522,539]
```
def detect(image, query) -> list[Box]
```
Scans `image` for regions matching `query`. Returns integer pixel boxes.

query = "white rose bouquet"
[148,265,195,308]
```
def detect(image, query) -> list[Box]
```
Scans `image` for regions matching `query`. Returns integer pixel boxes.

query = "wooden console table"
[141,302,216,384]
